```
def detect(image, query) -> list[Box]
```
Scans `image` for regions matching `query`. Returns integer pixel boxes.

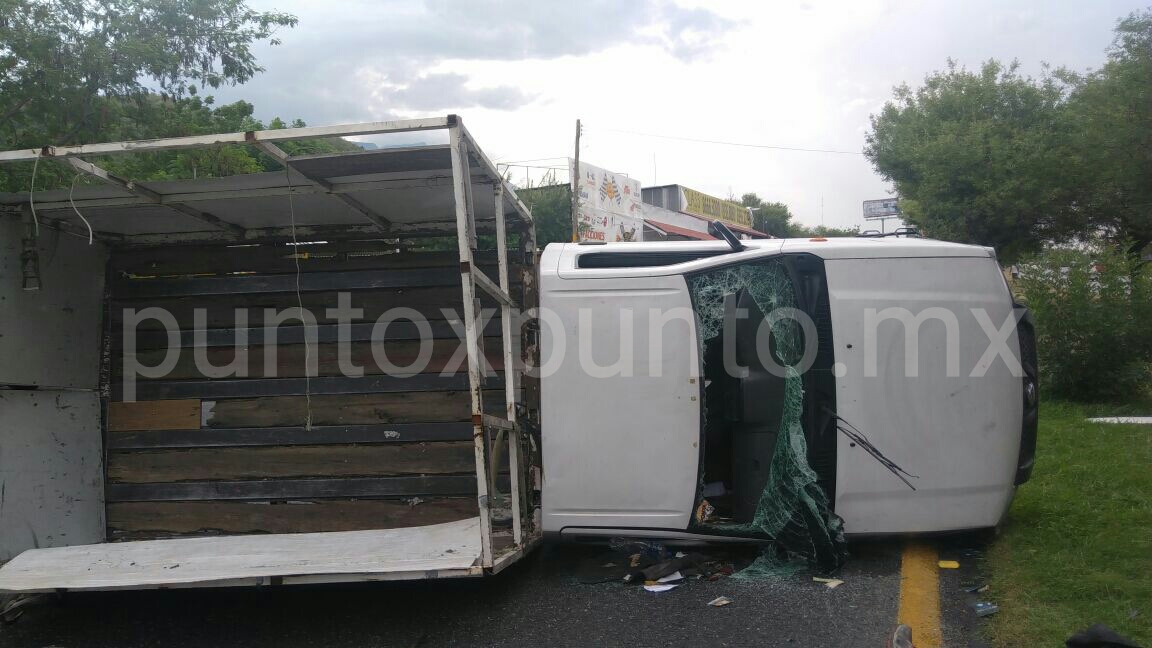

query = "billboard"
[863,198,901,220]
[680,187,752,228]
[572,160,644,242]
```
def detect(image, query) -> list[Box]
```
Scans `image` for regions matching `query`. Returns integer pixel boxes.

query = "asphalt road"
[0,539,991,648]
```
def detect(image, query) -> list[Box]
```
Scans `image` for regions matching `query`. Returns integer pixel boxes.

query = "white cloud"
[213,0,1146,231]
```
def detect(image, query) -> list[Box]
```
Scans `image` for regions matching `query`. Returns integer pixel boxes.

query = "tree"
[0,0,296,190]
[93,97,361,182]
[792,224,859,238]
[866,10,1152,260]
[0,0,296,145]
[1017,241,1152,401]
[1058,11,1152,255]
[740,193,795,238]
[516,173,571,245]
[864,60,1074,262]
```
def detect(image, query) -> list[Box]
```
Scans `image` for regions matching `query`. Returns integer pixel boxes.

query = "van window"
[577,250,728,268]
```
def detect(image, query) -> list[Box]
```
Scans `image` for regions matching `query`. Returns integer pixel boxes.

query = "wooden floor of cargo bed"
[0,517,482,592]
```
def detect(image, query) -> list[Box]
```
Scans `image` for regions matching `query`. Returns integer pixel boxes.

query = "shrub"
[1016,242,1152,402]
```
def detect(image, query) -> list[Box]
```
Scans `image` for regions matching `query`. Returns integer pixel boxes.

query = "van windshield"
[687,257,846,574]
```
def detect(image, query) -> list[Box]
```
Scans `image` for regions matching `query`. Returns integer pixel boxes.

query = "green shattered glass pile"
[690,261,847,577]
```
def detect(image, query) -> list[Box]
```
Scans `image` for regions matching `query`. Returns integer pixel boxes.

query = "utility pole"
[571,119,581,242]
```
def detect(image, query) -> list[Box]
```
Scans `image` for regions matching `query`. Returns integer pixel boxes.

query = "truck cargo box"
[0,116,541,592]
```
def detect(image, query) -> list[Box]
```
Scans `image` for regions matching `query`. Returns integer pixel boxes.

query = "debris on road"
[938,560,960,569]
[885,624,914,648]
[812,576,844,589]
[642,572,684,593]
[707,596,732,607]
[609,538,670,562]
[973,601,1000,617]
[964,583,990,593]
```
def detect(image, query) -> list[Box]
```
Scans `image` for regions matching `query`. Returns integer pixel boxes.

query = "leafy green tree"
[792,224,859,238]
[1018,242,1152,401]
[865,60,1073,262]
[0,0,297,190]
[1058,11,1152,255]
[739,193,794,238]
[516,173,572,246]
[95,98,360,181]
[0,0,296,145]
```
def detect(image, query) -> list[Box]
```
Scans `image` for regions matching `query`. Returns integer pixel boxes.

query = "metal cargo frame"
[0,115,541,591]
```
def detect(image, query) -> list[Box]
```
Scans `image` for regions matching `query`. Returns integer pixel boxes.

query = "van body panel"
[825,256,1023,533]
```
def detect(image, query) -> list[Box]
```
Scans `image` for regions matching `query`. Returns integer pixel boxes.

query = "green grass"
[985,401,1152,647]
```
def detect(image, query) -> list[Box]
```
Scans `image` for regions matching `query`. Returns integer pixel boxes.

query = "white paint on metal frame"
[0,117,453,163]
[449,122,494,567]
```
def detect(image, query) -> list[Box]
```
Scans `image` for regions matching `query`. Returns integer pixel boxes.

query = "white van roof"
[563,236,995,261]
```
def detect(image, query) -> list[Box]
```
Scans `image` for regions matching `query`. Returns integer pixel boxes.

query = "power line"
[595,127,864,155]
[497,156,570,164]
[497,163,569,171]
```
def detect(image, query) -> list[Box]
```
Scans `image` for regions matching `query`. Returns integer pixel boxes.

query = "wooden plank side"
[121,318,502,351]
[107,422,474,450]
[114,268,464,299]
[111,286,505,330]
[107,443,477,483]
[115,373,508,401]
[105,475,501,502]
[108,400,201,432]
[119,340,504,380]
[107,499,479,538]
[201,390,509,428]
[113,246,507,277]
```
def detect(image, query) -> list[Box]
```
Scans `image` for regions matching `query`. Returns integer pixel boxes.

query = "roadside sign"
[863,198,901,220]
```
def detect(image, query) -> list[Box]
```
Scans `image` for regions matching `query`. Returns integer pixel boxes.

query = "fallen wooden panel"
[107,443,476,483]
[107,499,478,537]
[108,400,201,432]
[0,517,482,592]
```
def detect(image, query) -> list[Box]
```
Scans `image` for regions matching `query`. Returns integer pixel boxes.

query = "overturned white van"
[540,235,1037,545]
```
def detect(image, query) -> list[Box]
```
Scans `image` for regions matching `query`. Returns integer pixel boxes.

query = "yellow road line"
[898,541,943,648]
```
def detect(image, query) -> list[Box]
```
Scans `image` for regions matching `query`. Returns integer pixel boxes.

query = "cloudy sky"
[213,0,1146,230]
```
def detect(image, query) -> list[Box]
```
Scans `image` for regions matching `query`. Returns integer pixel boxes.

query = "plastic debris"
[938,560,960,569]
[695,499,716,524]
[965,583,990,593]
[609,538,669,562]
[813,576,844,589]
[974,601,1000,617]
[708,596,733,607]
[643,571,684,593]
[886,625,914,648]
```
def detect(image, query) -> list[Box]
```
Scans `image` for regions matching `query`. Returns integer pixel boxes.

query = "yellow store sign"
[681,187,752,228]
